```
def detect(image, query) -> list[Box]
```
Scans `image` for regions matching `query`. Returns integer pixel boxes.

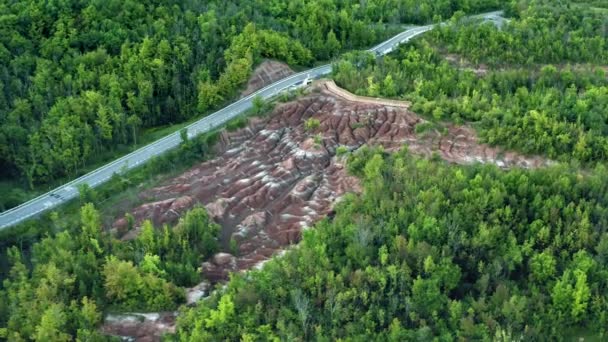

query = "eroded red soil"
[112,80,550,283]
[104,80,552,340]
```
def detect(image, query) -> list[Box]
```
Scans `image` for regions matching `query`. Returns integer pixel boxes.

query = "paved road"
[0,11,504,231]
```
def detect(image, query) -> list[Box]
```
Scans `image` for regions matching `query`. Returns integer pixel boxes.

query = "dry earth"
[101,312,177,342]
[103,80,551,340]
[112,79,550,281]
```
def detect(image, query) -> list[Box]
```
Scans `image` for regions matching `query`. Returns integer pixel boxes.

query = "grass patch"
[351,122,366,129]
[226,117,249,132]
[336,145,349,156]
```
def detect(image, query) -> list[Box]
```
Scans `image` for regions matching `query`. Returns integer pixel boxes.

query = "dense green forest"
[3,0,608,340]
[175,147,608,340]
[445,1,607,65]
[333,1,608,163]
[0,204,219,340]
[0,0,498,210]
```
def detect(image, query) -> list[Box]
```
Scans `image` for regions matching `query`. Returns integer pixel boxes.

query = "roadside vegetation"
[0,0,497,210]
[0,94,280,340]
[0,129,222,339]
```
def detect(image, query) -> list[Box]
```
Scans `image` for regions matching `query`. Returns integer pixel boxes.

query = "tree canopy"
[0,0,499,197]
[333,1,608,163]
[5,0,608,340]
[0,204,220,339]
[175,147,608,340]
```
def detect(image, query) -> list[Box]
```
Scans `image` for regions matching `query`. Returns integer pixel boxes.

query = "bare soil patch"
[103,80,552,340]
[111,80,550,282]
[442,52,607,78]
[101,312,176,342]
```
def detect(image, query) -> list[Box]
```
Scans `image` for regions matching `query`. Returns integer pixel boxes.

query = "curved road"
[0,11,504,231]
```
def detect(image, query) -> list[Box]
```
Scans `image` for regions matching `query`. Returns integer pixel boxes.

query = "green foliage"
[251,96,267,115]
[224,23,313,66]
[126,207,221,287]
[414,122,436,135]
[78,184,99,205]
[304,118,321,132]
[176,149,608,340]
[180,128,189,144]
[0,0,501,192]
[367,76,380,97]
[229,238,239,256]
[437,0,608,66]
[333,18,608,163]
[313,134,323,145]
[226,117,248,132]
[7,1,601,341]
[336,145,349,156]
[350,122,366,130]
[197,82,223,114]
[103,256,183,311]
[33,304,71,342]
[0,187,28,212]
[1,203,220,338]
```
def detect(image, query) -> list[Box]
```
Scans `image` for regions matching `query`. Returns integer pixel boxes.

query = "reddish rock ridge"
[241,60,294,97]
[112,80,551,282]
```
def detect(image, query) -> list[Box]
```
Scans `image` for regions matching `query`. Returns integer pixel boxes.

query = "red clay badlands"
[112,80,551,283]
[103,80,551,340]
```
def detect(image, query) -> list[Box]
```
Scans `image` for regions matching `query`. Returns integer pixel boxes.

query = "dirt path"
[322,79,411,108]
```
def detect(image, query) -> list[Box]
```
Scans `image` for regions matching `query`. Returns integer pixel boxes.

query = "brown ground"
[112,79,550,281]
[103,79,552,340]
[241,60,294,97]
